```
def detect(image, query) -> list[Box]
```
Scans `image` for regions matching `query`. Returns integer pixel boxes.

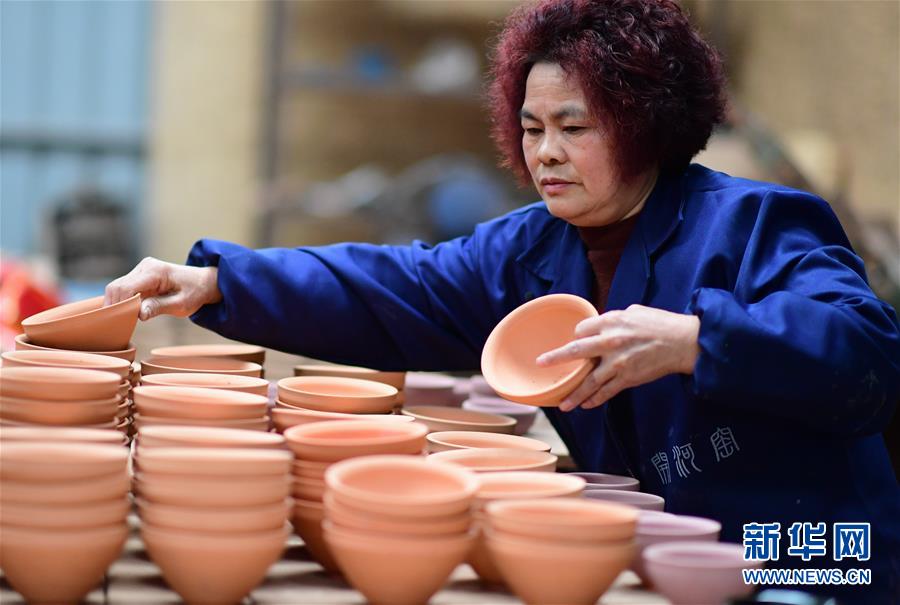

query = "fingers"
[140,292,193,321]
[536,335,603,366]
[579,377,625,410]
[559,359,617,411]
[104,258,168,307]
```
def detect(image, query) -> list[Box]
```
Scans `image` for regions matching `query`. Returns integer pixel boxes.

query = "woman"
[107,0,899,600]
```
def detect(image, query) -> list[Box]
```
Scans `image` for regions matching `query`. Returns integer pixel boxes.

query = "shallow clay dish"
[140,372,269,396]
[481,294,598,407]
[283,419,427,462]
[133,385,268,420]
[462,397,538,435]
[277,376,398,414]
[567,471,640,491]
[136,447,292,476]
[401,405,516,434]
[474,471,585,503]
[21,294,140,351]
[0,394,121,426]
[294,364,405,390]
[428,447,557,473]
[136,425,286,449]
[485,497,638,542]
[0,426,126,446]
[271,405,412,433]
[0,366,120,401]
[583,489,665,511]
[151,343,266,364]
[1,349,131,380]
[426,431,550,454]
[133,414,269,431]
[14,334,137,362]
[140,356,263,378]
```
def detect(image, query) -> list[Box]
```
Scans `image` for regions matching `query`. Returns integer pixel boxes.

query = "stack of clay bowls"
[133,444,292,604]
[294,363,405,406]
[274,375,401,433]
[151,343,265,365]
[140,371,268,397]
[140,355,263,378]
[404,372,460,407]
[631,511,721,585]
[428,447,558,473]
[0,440,130,603]
[272,405,416,433]
[426,430,550,454]
[467,471,586,585]
[401,405,516,434]
[483,498,638,604]
[19,294,140,354]
[135,425,287,451]
[132,385,270,431]
[322,455,479,604]
[462,396,538,435]
[481,293,598,406]
[283,419,428,571]
[0,366,124,433]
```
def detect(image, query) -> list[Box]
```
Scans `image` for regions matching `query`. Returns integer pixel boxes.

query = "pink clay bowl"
[484,497,638,543]
[140,372,269,396]
[283,419,427,462]
[428,447,557,473]
[643,541,762,605]
[426,430,550,454]
[0,366,120,401]
[140,356,263,377]
[401,405,516,434]
[136,425,285,449]
[632,513,721,585]
[14,333,137,362]
[481,294,598,407]
[583,488,665,511]
[277,376,398,414]
[21,294,140,351]
[1,349,131,380]
[133,385,269,420]
[567,471,640,491]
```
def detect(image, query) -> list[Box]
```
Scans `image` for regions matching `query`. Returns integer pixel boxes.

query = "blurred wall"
[148,1,264,263]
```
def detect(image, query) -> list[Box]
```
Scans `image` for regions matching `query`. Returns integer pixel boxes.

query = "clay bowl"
[0,523,129,604]
[428,447,557,473]
[0,395,122,426]
[133,385,268,420]
[325,455,479,517]
[292,498,340,572]
[14,333,137,362]
[567,472,640,491]
[0,426,126,446]
[475,471,586,504]
[485,497,637,543]
[140,522,289,605]
[136,425,285,449]
[0,442,128,482]
[135,472,291,507]
[140,372,269,396]
[277,376,398,414]
[401,405,516,434]
[292,458,330,477]
[294,363,405,390]
[323,520,476,605]
[271,405,413,433]
[135,497,292,532]
[0,366,120,401]
[485,528,635,605]
[1,349,131,380]
[643,541,762,605]
[403,372,459,407]
[283,419,427,462]
[21,294,140,351]
[151,343,266,365]
[481,293,598,407]
[426,430,550,454]
[583,489,665,511]
[468,375,497,397]
[140,356,263,378]
[0,497,130,529]
[133,414,270,432]
[632,513,721,585]
[323,492,471,537]
[1,470,130,504]
[136,447,292,476]
[292,475,327,500]
[462,397,538,435]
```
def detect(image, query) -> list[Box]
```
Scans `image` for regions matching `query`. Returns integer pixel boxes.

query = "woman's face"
[521,62,655,226]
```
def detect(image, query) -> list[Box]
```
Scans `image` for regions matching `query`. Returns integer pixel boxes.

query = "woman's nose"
[537,131,566,165]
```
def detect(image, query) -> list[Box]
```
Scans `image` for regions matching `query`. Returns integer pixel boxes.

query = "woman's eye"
[563,126,585,134]
[523,127,543,136]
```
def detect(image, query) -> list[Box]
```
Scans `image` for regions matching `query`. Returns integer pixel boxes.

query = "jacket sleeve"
[184,221,520,372]
[687,190,900,435]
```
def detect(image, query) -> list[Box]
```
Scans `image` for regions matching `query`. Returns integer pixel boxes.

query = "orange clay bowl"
[132,386,268,420]
[134,472,291,507]
[0,394,121,426]
[139,356,262,378]
[21,294,140,351]
[283,419,426,462]
[0,496,131,529]
[277,376,398,414]
[14,333,137,362]
[401,405,516,434]
[135,497,291,532]
[151,343,266,364]
[0,426,126,446]
[294,363,406,390]
[0,417,114,431]
[0,442,128,482]
[322,492,471,537]
[474,471,586,505]
[324,455,479,517]
[292,497,340,572]
[271,405,413,432]
[133,414,269,432]
[136,425,285,449]
[292,476,327,501]
[0,366,120,401]
[1,470,131,504]
[485,497,638,543]
[426,430,550,454]
[428,447,558,473]
[1,349,131,380]
[135,447,292,476]
[481,293,598,407]
[140,372,269,396]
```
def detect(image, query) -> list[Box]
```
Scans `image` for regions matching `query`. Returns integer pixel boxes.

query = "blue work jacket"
[189,164,900,602]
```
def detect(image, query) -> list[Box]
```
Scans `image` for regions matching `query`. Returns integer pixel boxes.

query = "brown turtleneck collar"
[577,213,641,312]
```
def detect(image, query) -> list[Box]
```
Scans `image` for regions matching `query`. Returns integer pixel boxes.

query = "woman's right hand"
[104,257,222,321]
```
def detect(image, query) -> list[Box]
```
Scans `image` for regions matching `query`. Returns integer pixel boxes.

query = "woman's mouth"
[541,180,574,195]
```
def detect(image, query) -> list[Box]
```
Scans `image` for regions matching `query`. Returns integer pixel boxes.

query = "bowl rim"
[277,375,398,399]
[283,419,426,447]
[21,294,139,328]
[401,405,517,429]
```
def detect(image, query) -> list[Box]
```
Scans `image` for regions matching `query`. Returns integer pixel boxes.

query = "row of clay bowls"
[133,427,292,604]
[322,455,480,605]
[0,436,130,603]
[283,419,428,571]
[132,385,270,432]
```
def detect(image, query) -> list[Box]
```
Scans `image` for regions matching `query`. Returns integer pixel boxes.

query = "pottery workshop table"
[0,513,669,604]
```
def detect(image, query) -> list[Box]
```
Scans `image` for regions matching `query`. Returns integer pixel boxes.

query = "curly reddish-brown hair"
[488,0,727,184]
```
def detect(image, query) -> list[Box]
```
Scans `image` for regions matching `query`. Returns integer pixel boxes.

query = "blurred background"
[1,0,898,346]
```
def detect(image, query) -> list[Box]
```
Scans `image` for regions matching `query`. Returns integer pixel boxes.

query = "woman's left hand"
[536,304,701,412]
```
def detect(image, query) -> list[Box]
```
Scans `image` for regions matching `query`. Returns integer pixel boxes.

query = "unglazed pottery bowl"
[277,376,398,414]
[401,405,516,434]
[0,442,128,482]
[140,372,269,396]
[583,489,665,511]
[0,366,120,401]
[14,334,137,362]
[403,372,459,407]
[481,293,598,407]
[135,447,292,476]
[151,343,266,365]
[426,431,550,454]
[292,497,340,572]
[294,363,406,390]
[136,425,286,450]
[271,405,412,433]
[428,447,557,473]
[485,497,637,543]
[283,419,427,462]
[0,395,121,426]
[1,349,131,380]
[462,397,538,435]
[474,471,585,504]
[0,470,131,504]
[632,513,721,584]
[322,492,471,537]
[133,414,270,431]
[135,497,292,532]
[0,497,130,529]
[0,426,126,446]
[643,541,761,605]
[135,472,291,507]
[567,471,640,491]
[21,294,140,351]
[132,385,269,420]
[140,356,263,377]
